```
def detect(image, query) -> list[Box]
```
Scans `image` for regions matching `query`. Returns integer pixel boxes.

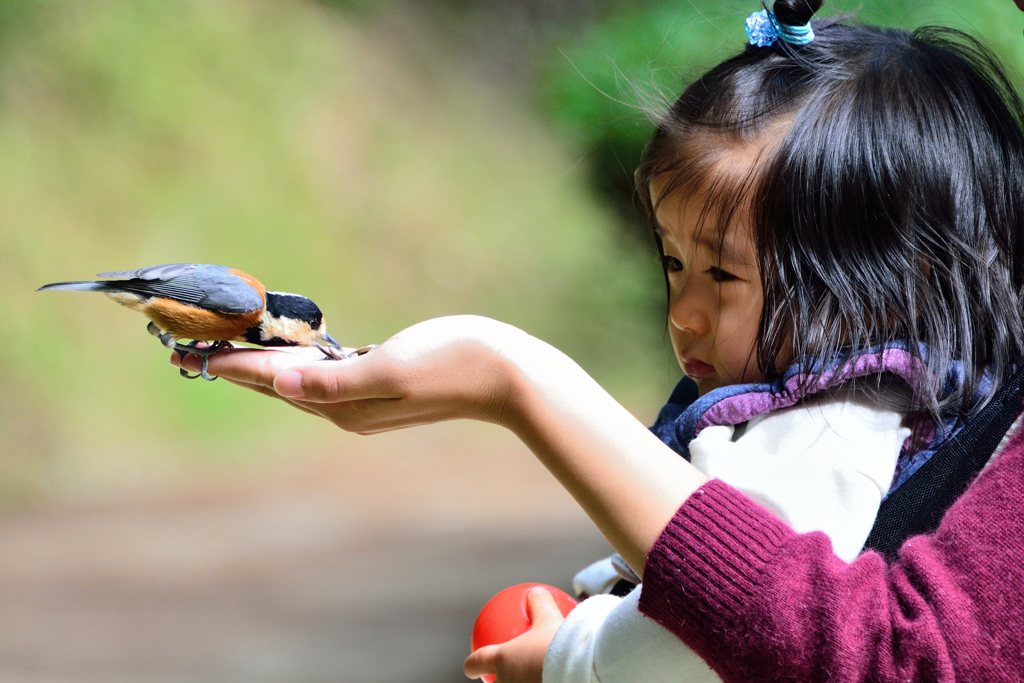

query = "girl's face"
[654,186,765,395]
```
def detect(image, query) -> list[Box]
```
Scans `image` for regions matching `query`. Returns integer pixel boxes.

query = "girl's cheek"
[667,328,688,366]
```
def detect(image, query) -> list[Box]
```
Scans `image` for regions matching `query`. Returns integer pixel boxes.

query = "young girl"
[174,1,1024,680]
[537,1,1024,680]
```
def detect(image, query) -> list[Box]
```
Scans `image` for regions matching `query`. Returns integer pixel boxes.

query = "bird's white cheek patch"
[259,311,313,344]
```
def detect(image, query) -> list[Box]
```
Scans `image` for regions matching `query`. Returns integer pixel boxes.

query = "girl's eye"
[661,255,683,272]
[706,266,737,282]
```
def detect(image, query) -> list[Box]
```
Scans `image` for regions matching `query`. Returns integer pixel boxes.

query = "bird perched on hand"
[38,263,343,380]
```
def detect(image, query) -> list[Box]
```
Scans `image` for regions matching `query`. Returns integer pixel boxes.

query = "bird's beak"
[320,333,342,349]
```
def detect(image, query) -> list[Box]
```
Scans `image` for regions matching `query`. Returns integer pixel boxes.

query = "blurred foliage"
[539,0,1024,219]
[3,0,1024,504]
[0,0,671,504]
[0,0,32,35]
[315,0,386,16]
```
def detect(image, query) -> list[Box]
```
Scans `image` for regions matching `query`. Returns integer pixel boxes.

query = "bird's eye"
[706,266,738,283]
[661,255,683,273]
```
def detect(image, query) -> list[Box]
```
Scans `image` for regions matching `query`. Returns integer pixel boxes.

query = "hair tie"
[745,9,815,48]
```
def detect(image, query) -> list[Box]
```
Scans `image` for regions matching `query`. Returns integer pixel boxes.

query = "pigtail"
[772,0,822,28]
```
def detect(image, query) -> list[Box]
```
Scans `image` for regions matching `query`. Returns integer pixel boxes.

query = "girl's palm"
[173,315,529,433]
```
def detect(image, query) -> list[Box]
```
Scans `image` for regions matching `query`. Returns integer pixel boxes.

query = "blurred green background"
[1,0,670,505]
[3,1,1024,680]
[4,0,1022,505]
[4,0,1024,501]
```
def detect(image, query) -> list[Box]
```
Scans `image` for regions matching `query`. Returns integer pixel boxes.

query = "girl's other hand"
[463,586,565,683]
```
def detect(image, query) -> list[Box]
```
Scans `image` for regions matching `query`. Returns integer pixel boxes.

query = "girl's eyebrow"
[653,215,752,266]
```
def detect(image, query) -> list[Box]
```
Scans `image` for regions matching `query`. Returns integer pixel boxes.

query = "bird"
[38,263,346,381]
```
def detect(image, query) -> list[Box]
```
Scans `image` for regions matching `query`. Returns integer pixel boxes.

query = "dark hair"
[637,1,1024,421]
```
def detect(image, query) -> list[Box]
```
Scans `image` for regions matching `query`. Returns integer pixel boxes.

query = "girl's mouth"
[682,358,716,379]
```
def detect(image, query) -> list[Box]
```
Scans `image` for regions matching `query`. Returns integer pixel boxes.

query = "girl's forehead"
[648,136,778,264]
[653,185,742,237]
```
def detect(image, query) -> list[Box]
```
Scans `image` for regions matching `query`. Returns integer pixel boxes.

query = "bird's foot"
[173,347,203,379]
[173,340,229,381]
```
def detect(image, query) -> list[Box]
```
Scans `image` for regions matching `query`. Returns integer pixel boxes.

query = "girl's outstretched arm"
[174,315,708,574]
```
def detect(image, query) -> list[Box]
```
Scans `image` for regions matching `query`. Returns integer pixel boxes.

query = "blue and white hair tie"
[745,8,815,48]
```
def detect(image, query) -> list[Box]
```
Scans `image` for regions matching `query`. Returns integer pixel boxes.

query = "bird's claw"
[173,340,228,381]
[174,349,207,380]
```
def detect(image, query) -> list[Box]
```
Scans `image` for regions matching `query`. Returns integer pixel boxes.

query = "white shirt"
[544,389,910,683]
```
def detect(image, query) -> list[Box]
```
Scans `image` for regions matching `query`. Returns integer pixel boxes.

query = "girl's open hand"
[463,586,565,683]
[171,315,537,433]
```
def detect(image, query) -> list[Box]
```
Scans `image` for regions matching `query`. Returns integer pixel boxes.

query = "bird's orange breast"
[142,298,264,342]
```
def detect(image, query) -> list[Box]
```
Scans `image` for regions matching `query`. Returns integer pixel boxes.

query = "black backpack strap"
[863,366,1024,561]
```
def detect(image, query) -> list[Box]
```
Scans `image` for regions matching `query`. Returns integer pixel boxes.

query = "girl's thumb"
[273,352,393,403]
[526,587,561,624]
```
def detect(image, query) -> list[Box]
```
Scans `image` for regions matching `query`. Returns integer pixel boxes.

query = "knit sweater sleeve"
[638,427,1024,682]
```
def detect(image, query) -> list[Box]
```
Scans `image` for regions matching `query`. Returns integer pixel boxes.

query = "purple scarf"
[649,345,992,496]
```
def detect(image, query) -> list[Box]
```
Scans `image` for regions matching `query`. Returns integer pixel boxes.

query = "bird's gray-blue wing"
[97,263,203,282]
[96,263,264,314]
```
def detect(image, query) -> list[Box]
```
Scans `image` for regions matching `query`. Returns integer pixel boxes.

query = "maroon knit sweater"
[638,421,1024,682]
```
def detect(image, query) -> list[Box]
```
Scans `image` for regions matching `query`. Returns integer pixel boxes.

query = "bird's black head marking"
[265,291,323,329]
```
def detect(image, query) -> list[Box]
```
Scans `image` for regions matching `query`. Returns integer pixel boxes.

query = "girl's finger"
[463,643,500,679]
[173,346,321,388]
[219,377,322,416]
[170,353,328,419]
[221,376,282,399]
[525,587,563,626]
[272,351,401,403]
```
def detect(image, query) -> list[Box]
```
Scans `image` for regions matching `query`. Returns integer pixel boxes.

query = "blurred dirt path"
[0,422,611,683]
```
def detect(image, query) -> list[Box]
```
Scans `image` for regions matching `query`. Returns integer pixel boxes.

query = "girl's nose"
[669,282,711,336]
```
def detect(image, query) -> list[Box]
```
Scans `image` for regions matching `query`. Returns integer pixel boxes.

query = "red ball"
[471,583,578,683]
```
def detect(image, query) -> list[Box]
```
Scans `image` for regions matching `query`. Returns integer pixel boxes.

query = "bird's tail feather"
[37,281,110,292]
